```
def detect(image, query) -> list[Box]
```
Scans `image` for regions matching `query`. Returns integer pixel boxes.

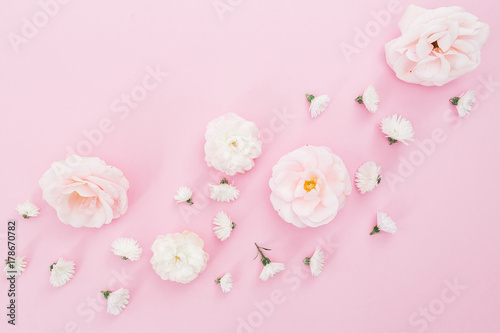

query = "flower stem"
[231,222,236,229]
[449,97,460,106]
[388,137,398,145]
[215,278,221,284]
[121,256,128,260]
[187,198,194,205]
[254,243,271,266]
[303,257,311,265]
[370,226,380,235]
[355,95,363,104]
[377,175,381,184]
[220,178,229,185]
[306,94,315,103]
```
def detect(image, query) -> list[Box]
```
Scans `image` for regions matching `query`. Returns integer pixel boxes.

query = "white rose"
[150,231,209,284]
[204,113,262,176]
[385,5,489,86]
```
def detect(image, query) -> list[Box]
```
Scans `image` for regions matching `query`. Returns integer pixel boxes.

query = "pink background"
[1,0,500,332]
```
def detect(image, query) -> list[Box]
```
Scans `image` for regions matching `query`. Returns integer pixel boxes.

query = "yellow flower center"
[303,179,317,192]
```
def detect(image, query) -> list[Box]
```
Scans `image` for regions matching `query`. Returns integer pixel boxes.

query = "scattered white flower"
[101,288,130,315]
[174,186,193,204]
[355,85,379,113]
[304,247,325,277]
[306,94,330,118]
[371,211,397,235]
[355,161,381,194]
[4,256,27,278]
[49,258,75,287]
[111,237,142,261]
[213,211,236,241]
[380,114,414,145]
[215,273,233,293]
[204,113,262,175]
[255,243,285,281]
[209,178,239,202]
[450,91,476,117]
[15,201,40,219]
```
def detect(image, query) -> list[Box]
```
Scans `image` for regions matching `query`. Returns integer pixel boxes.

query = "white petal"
[15,201,40,218]
[377,211,397,234]
[4,256,27,278]
[355,161,381,194]
[456,90,476,117]
[219,273,233,293]
[362,85,379,113]
[209,183,240,202]
[309,247,325,277]
[213,211,235,241]
[174,186,193,203]
[111,237,143,261]
[380,114,415,145]
[259,262,285,281]
[106,288,130,315]
[49,258,75,287]
[309,95,330,118]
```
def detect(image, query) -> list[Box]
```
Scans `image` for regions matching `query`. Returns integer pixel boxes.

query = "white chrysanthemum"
[380,114,415,145]
[174,186,193,204]
[213,211,236,241]
[356,85,379,113]
[4,256,27,278]
[204,113,262,176]
[307,94,330,118]
[304,247,325,277]
[216,273,233,293]
[102,288,130,316]
[355,161,381,194]
[371,211,397,235]
[260,262,285,281]
[451,91,476,117]
[111,237,142,261]
[150,231,209,284]
[209,178,240,202]
[49,258,75,287]
[15,201,40,218]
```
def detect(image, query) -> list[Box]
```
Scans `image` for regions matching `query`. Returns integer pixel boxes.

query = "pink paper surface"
[1,0,499,332]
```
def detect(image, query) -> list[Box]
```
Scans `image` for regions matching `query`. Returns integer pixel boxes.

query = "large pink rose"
[39,155,129,228]
[269,146,351,228]
[385,5,489,86]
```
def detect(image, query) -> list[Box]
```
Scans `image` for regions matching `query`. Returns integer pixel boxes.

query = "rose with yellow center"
[269,145,352,228]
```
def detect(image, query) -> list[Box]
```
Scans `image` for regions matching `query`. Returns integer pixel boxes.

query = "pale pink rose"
[39,155,129,228]
[385,5,489,86]
[269,146,351,228]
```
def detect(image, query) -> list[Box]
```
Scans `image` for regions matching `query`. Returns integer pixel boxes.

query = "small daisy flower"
[380,114,414,145]
[355,161,381,194]
[15,201,40,219]
[174,186,194,204]
[450,91,476,117]
[101,288,130,315]
[255,243,285,281]
[370,211,397,235]
[215,273,233,293]
[306,94,330,118]
[355,85,379,113]
[209,178,240,202]
[4,256,27,278]
[304,247,325,277]
[213,211,236,241]
[49,258,75,287]
[111,237,142,261]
